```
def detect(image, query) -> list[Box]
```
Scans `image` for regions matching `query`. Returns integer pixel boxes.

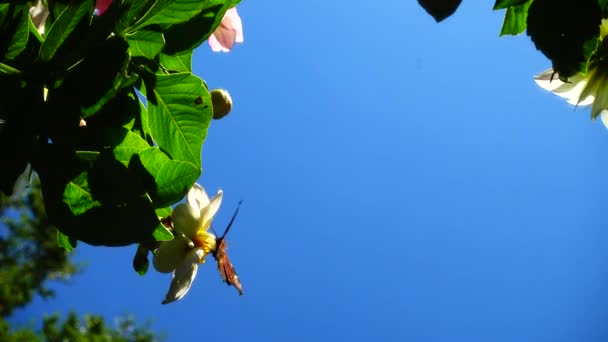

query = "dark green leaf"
[600,0,608,14]
[130,0,211,32]
[527,0,601,79]
[37,146,160,246]
[39,0,94,62]
[126,29,165,59]
[116,0,154,34]
[494,0,530,10]
[162,1,231,55]
[48,36,131,127]
[3,5,29,60]
[160,52,192,72]
[86,89,140,129]
[499,1,532,36]
[133,244,150,275]
[417,0,462,22]
[148,73,212,167]
[0,80,39,195]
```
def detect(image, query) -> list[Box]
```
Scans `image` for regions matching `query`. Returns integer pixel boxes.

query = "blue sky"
[12,1,608,341]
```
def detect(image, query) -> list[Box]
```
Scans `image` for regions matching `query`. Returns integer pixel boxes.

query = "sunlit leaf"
[499,0,532,36]
[160,52,192,73]
[108,129,151,165]
[63,172,101,216]
[56,230,75,252]
[152,224,174,241]
[494,0,530,10]
[126,29,165,59]
[133,147,201,208]
[148,73,212,168]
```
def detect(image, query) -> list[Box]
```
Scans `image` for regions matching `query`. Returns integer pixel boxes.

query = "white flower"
[153,183,223,304]
[534,67,608,128]
[534,19,608,128]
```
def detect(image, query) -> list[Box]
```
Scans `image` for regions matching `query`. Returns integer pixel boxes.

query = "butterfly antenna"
[220,200,243,240]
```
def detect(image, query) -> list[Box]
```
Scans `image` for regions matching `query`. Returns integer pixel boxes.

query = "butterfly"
[213,201,244,295]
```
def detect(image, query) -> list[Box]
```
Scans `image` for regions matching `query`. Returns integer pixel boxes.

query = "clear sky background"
[11,1,608,341]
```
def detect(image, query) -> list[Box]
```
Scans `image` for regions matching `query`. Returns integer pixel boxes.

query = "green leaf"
[162,1,232,55]
[39,0,94,62]
[3,5,29,60]
[493,0,530,10]
[417,0,462,22]
[132,147,200,208]
[601,0,608,14]
[133,244,150,275]
[63,172,101,216]
[85,89,140,129]
[49,36,132,121]
[580,36,600,75]
[112,130,151,164]
[152,224,174,241]
[0,62,20,74]
[116,0,154,34]
[38,146,161,246]
[56,230,75,252]
[499,0,532,36]
[130,0,212,32]
[148,73,211,167]
[126,29,165,59]
[155,206,172,218]
[132,92,153,141]
[160,51,192,72]
[27,10,44,43]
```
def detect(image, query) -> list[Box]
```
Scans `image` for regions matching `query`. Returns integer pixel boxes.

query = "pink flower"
[94,0,111,16]
[208,7,244,52]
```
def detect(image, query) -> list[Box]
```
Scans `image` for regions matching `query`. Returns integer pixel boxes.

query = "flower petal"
[153,236,189,273]
[591,85,608,119]
[187,183,210,213]
[583,68,608,119]
[212,26,237,51]
[199,190,223,231]
[208,34,228,52]
[173,202,202,238]
[161,248,205,304]
[600,110,608,128]
[208,7,243,52]
[534,69,592,104]
[225,8,244,43]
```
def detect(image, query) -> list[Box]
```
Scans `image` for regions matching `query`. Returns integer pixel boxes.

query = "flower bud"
[211,89,233,120]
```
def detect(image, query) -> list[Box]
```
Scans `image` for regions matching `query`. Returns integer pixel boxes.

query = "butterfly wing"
[214,238,243,295]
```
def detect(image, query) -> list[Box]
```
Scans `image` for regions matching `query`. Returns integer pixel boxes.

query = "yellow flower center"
[193,231,217,256]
